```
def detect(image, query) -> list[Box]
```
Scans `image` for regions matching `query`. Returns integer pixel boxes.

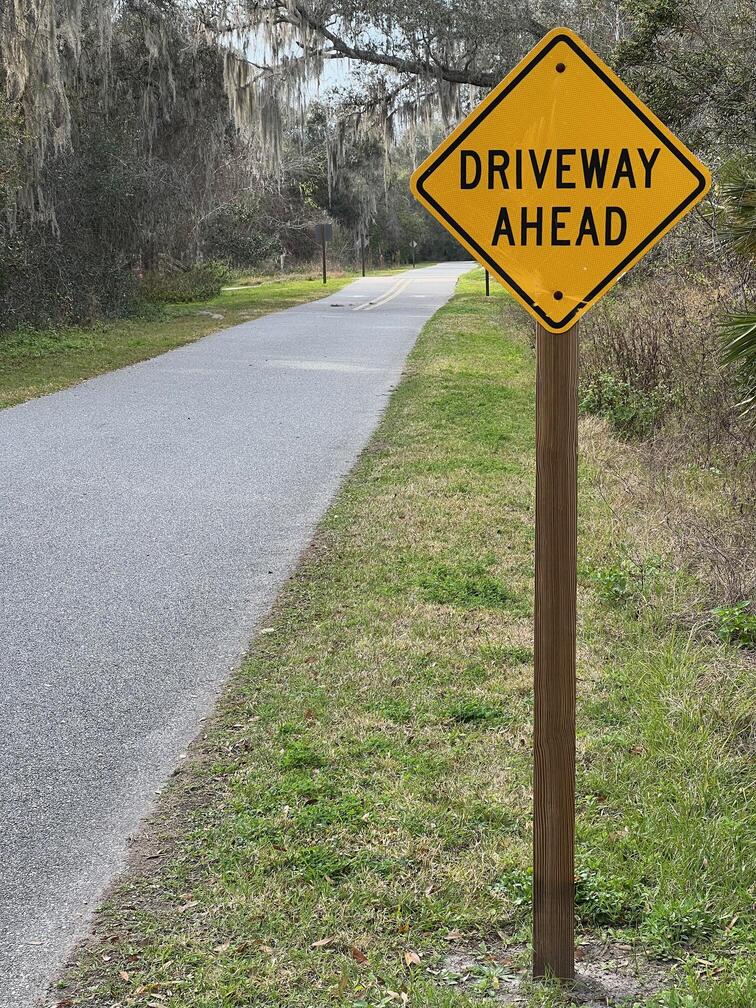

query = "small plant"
[711,600,756,646]
[641,896,721,949]
[574,867,642,927]
[591,560,635,604]
[645,992,700,1008]
[492,865,532,911]
[589,554,664,606]
[580,371,671,438]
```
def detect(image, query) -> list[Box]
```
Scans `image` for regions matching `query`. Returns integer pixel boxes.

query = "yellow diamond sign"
[410,28,711,332]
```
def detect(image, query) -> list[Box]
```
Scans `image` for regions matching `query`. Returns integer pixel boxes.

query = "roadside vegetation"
[579,225,755,639]
[57,271,754,1007]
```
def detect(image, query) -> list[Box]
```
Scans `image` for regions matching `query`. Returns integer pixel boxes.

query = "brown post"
[361,239,366,277]
[533,322,578,981]
[485,270,490,297]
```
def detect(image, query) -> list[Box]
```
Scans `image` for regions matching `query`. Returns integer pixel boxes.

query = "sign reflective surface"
[411,29,710,332]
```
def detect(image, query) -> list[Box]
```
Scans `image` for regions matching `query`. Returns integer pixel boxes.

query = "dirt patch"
[437,938,678,1005]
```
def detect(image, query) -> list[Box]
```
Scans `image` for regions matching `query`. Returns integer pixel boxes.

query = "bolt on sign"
[410,27,711,986]
[410,27,710,332]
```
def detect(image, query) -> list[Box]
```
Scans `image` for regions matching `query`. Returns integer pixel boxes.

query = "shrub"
[580,371,672,438]
[140,260,232,303]
[579,246,752,458]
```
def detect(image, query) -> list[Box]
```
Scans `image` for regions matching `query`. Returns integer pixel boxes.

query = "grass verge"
[0,271,371,410]
[57,272,754,1007]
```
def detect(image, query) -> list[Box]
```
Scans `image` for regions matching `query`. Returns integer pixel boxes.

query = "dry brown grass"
[579,245,755,622]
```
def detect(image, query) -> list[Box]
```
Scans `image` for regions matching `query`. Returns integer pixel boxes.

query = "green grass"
[0,271,377,410]
[58,271,754,1006]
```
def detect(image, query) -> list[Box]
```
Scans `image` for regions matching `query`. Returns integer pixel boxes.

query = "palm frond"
[718,158,756,257]
[721,311,756,416]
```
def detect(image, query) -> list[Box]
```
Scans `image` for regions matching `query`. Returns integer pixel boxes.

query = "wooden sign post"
[533,322,578,978]
[409,27,710,981]
[314,222,333,284]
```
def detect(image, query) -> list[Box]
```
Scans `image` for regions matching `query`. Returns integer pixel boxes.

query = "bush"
[140,260,232,303]
[581,239,756,621]
[579,245,752,458]
[580,371,672,438]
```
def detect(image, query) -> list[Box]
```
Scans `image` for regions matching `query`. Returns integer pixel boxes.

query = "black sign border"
[415,32,709,331]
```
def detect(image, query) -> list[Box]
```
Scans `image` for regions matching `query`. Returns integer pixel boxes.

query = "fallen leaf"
[177,900,198,913]
[119,970,131,981]
[444,930,463,941]
[350,946,369,965]
[404,950,422,967]
[213,941,231,953]
[259,944,275,955]
[311,936,336,949]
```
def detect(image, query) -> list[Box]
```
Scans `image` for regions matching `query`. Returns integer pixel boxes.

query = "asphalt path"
[0,262,474,1004]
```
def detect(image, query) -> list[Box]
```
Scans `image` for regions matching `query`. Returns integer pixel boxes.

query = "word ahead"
[410,29,710,332]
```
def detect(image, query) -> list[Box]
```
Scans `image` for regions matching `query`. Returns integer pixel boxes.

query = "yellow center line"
[354,279,412,312]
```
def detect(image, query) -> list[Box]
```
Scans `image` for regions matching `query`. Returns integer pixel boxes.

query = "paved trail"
[0,263,473,1004]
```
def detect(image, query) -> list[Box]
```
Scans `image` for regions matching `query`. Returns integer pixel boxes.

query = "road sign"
[313,222,333,244]
[410,28,710,332]
[409,26,712,987]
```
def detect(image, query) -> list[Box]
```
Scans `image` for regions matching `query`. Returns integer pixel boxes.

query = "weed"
[492,865,532,912]
[711,600,756,646]
[573,867,642,927]
[283,843,352,881]
[588,553,664,606]
[641,896,722,949]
